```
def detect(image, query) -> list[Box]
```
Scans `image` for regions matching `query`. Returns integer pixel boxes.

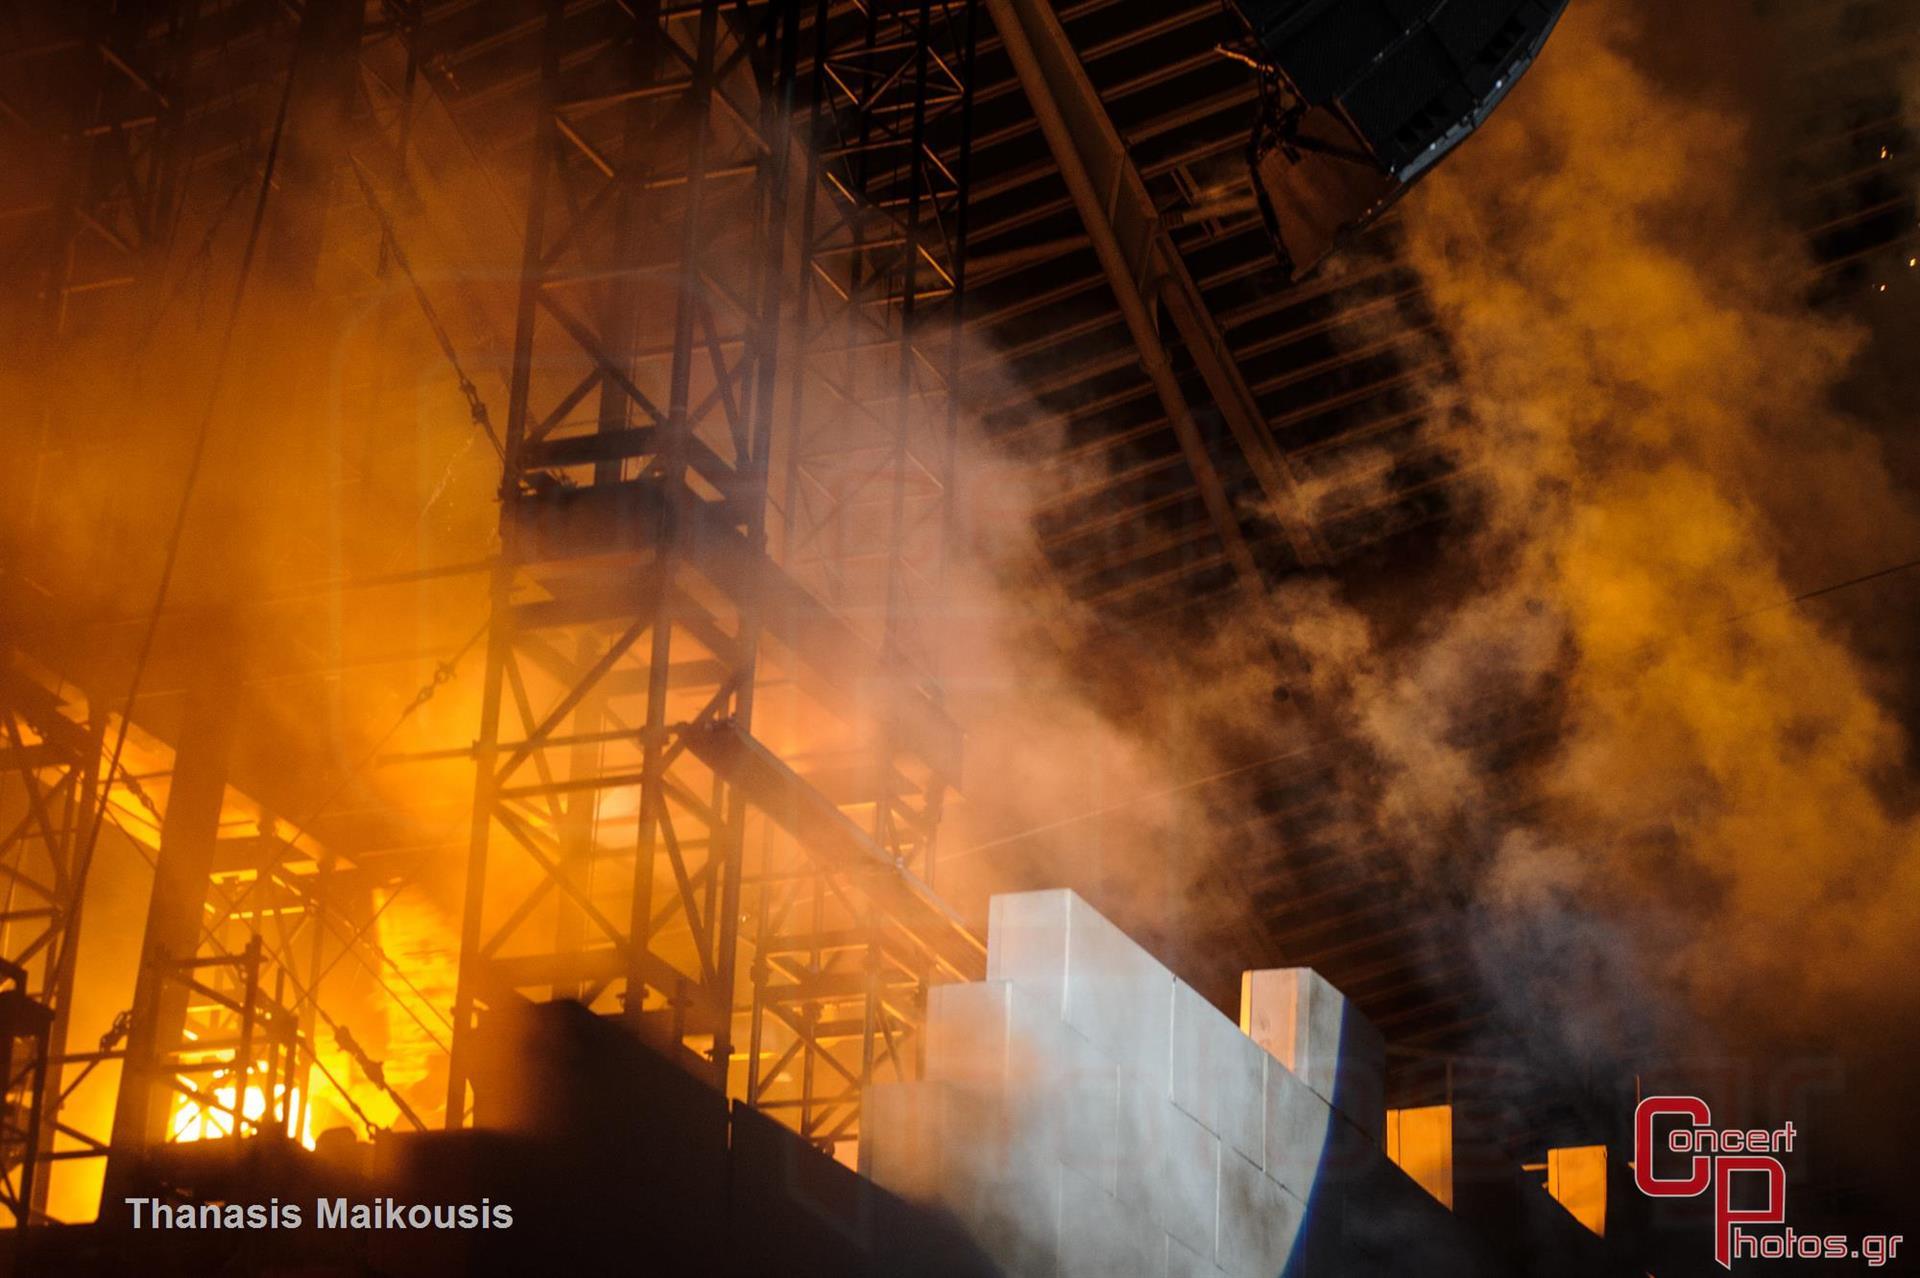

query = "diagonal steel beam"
[982,0,1327,574]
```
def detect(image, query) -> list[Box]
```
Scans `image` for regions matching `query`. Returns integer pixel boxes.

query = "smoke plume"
[1177,0,1920,1063]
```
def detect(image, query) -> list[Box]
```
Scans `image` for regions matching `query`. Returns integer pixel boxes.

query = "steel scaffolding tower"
[0,0,200,1221]
[445,0,985,1148]
[0,668,103,1223]
[2,0,399,1216]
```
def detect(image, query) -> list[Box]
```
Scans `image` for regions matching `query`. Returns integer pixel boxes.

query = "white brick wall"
[1241,967,1386,1143]
[865,890,1389,1278]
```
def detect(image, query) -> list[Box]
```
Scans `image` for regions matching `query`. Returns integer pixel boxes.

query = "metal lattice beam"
[444,0,986,1146]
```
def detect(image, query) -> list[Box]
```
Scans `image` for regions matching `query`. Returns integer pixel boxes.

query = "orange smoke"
[1251,0,1920,1039]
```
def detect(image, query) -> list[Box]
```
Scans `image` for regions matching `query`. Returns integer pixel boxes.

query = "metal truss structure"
[0,669,102,1221]
[2,2,191,352]
[0,0,993,1214]
[0,0,420,1221]
[0,0,201,1222]
[126,935,307,1147]
[444,0,986,1149]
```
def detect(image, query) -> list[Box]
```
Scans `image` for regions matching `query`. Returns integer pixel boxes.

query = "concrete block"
[925,980,1020,1086]
[1117,1080,1219,1258]
[862,1080,940,1197]
[1165,1235,1224,1278]
[1240,967,1385,1143]
[1272,1183,1308,1277]
[1215,1146,1306,1278]
[1114,1076,1165,1213]
[1169,981,1219,1131]
[1261,1056,1336,1200]
[987,892,1073,1021]
[1058,1163,1163,1278]
[861,1080,1062,1277]
[862,1081,1019,1193]
[1170,980,1266,1165]
[988,890,1174,1091]
[966,1163,1064,1278]
[926,980,1120,1192]
[1274,1182,1305,1266]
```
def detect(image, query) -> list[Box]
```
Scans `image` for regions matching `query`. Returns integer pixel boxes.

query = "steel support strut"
[982,0,1327,584]
[447,0,985,1147]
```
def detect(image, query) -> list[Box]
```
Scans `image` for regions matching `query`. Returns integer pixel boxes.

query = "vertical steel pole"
[446,0,568,1131]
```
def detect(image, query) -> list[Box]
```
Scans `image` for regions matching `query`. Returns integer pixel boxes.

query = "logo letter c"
[1636,1096,1712,1198]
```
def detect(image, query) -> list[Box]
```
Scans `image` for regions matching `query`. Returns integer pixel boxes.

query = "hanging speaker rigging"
[1226,0,1572,277]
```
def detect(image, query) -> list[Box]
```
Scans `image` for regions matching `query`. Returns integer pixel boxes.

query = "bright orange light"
[168,1074,314,1148]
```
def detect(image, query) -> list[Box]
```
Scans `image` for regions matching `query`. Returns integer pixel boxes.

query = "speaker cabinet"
[1234,0,1570,275]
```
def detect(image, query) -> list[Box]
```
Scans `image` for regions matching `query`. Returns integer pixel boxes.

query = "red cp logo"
[1635,1096,1787,1270]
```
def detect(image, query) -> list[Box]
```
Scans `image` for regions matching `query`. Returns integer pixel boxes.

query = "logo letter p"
[1713,1156,1785,1270]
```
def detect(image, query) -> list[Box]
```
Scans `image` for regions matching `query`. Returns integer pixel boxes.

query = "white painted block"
[966,1163,1064,1278]
[926,980,1121,1192]
[1117,1080,1220,1258]
[1114,1075,1166,1214]
[1262,1055,1336,1200]
[987,892,1073,1020]
[1214,1146,1265,1278]
[1240,967,1385,1143]
[862,1080,939,1196]
[987,890,1174,1092]
[1165,1234,1224,1278]
[1170,979,1266,1165]
[1058,1163,1164,1278]
[925,980,1020,1086]
[1216,1145,1307,1278]
[862,1080,1017,1194]
[862,1080,1062,1277]
[1272,1182,1308,1275]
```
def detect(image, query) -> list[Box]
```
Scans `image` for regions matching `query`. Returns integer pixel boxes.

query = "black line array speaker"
[1234,0,1570,276]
